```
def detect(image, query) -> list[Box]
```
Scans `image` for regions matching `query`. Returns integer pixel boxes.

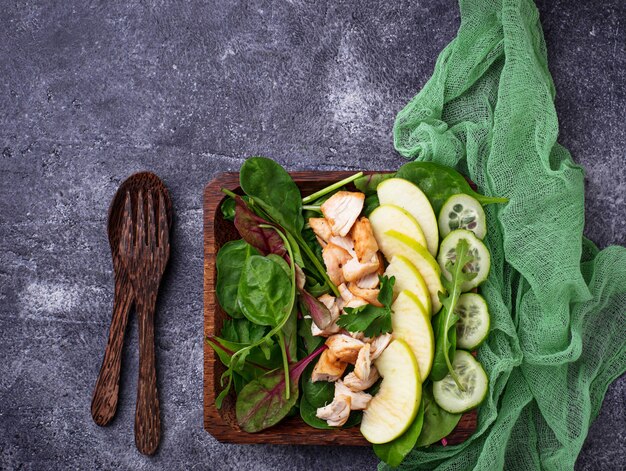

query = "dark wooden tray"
[203,171,478,445]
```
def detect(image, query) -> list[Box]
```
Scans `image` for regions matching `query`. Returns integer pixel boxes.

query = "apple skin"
[377,178,439,257]
[360,339,422,444]
[369,204,428,251]
[376,229,444,314]
[391,290,435,381]
[385,254,432,316]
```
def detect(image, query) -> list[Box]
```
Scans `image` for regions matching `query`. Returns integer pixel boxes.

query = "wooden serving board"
[203,171,477,445]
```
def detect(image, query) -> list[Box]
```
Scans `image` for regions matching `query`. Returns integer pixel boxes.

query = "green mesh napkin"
[387,0,626,469]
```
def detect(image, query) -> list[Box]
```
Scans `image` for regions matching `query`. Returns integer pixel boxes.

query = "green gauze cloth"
[387,0,626,469]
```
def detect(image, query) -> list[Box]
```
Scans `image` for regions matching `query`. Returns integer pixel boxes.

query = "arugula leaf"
[336,276,395,337]
[429,239,477,387]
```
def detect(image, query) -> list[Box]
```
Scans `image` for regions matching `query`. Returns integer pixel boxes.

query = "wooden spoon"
[91,173,172,427]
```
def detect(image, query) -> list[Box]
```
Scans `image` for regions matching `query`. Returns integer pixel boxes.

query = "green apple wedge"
[391,290,435,382]
[376,229,443,314]
[361,339,422,444]
[369,204,428,251]
[377,178,439,257]
[384,254,432,316]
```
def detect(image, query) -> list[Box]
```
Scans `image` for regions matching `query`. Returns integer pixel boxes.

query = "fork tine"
[146,192,156,250]
[136,190,146,250]
[158,192,169,250]
[119,192,134,260]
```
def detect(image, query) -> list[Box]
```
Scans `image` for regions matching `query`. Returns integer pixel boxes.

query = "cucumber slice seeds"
[433,350,488,414]
[438,194,487,239]
[437,229,491,291]
[455,293,490,350]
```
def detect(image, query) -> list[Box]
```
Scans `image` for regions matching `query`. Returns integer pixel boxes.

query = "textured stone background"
[1,0,624,470]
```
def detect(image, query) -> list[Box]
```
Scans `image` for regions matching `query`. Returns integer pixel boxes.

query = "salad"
[207,157,507,466]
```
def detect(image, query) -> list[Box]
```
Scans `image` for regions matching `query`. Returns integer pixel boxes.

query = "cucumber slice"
[438,194,487,239]
[437,229,491,291]
[433,350,488,413]
[455,293,490,350]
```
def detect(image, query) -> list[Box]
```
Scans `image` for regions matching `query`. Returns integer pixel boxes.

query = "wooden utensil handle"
[134,292,161,456]
[91,275,133,426]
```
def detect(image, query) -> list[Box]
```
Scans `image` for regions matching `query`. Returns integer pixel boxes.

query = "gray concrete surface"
[0,0,624,469]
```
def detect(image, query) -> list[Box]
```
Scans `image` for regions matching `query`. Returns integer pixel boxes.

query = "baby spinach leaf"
[240,157,304,234]
[337,276,396,337]
[220,197,236,221]
[238,255,292,327]
[396,161,508,215]
[354,173,395,195]
[281,305,298,363]
[216,240,260,318]
[363,194,380,217]
[374,398,425,467]
[430,239,476,386]
[206,335,281,371]
[416,384,461,447]
[297,317,324,356]
[221,318,268,344]
[236,345,326,432]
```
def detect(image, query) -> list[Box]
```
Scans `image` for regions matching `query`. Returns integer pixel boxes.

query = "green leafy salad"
[207,157,507,467]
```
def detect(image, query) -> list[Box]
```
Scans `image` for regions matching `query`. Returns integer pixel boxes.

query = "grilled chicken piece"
[316,394,351,427]
[325,334,365,364]
[321,191,365,237]
[329,235,356,257]
[318,294,340,319]
[369,333,392,361]
[343,366,380,392]
[311,321,341,337]
[348,284,382,307]
[338,283,368,311]
[354,343,371,380]
[356,272,380,289]
[335,380,373,410]
[309,218,332,244]
[351,217,379,262]
[342,255,380,283]
[312,349,348,382]
[322,243,351,286]
[350,331,371,343]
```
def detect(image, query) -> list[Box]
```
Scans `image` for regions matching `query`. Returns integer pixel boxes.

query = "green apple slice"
[377,178,439,257]
[391,290,435,381]
[384,255,432,315]
[376,229,443,314]
[361,339,421,444]
[369,204,428,251]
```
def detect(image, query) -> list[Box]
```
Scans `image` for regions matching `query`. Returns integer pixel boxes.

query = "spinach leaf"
[337,276,396,337]
[238,255,292,327]
[240,157,304,234]
[221,318,268,344]
[207,335,281,371]
[363,194,380,217]
[220,197,236,221]
[396,161,508,215]
[430,239,476,386]
[374,398,425,467]
[416,384,461,447]
[236,345,326,432]
[216,240,260,318]
[354,173,395,195]
[281,305,298,363]
[297,317,324,356]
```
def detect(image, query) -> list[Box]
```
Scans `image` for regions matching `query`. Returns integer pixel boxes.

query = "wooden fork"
[119,190,170,455]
